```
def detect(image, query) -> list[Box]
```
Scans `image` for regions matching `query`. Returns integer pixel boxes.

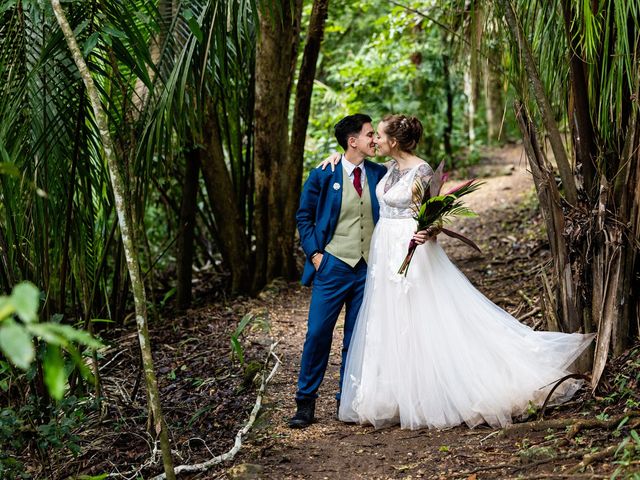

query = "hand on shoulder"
[318,152,342,172]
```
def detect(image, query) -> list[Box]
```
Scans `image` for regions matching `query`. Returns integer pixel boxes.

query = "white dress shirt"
[341,155,366,190]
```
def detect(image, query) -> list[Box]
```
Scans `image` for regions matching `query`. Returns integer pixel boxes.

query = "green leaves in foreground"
[0,283,41,369]
[0,282,103,399]
[0,319,34,370]
[231,311,271,366]
[230,313,256,366]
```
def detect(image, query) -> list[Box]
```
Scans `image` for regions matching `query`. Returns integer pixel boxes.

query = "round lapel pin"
[333,182,341,191]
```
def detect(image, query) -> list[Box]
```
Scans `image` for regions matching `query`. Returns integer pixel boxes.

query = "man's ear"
[347,136,357,149]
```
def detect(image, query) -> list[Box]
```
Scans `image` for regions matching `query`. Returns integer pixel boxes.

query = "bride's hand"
[317,152,342,171]
[413,226,441,245]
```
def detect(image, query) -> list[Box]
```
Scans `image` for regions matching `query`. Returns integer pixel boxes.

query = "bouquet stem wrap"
[398,239,418,276]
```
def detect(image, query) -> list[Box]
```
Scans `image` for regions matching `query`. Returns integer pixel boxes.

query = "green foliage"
[501,0,640,165]
[0,395,92,478]
[0,318,34,371]
[304,0,474,170]
[414,183,481,230]
[0,282,40,369]
[242,360,263,389]
[0,0,258,322]
[231,313,257,366]
[230,311,270,366]
[602,359,640,411]
[612,429,640,479]
[0,453,30,480]
[0,282,102,400]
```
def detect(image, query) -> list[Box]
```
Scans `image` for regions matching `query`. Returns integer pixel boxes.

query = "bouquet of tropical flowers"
[398,161,483,276]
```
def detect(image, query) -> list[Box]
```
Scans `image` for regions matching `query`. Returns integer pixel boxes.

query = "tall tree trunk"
[176,149,200,309]
[620,130,640,346]
[286,0,330,271]
[253,0,303,290]
[0,225,13,291]
[483,48,503,143]
[199,104,251,293]
[501,0,578,205]
[59,92,85,312]
[442,52,454,159]
[465,3,483,149]
[591,114,640,387]
[50,2,176,478]
[560,0,597,199]
[515,102,583,336]
[464,66,476,148]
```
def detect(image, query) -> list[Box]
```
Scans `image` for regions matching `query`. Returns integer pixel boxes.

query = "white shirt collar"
[341,155,366,178]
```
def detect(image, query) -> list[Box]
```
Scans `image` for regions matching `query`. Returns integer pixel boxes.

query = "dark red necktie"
[353,166,363,196]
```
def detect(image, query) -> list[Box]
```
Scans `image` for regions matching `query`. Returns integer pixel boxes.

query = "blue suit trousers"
[296,253,367,401]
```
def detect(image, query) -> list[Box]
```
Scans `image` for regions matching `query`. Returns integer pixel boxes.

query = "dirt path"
[228,144,588,479]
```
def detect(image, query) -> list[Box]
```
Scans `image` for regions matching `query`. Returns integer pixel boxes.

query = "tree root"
[461,447,583,476]
[461,443,619,477]
[519,306,541,322]
[511,450,583,473]
[149,341,281,480]
[502,411,640,437]
[509,473,609,479]
[110,340,280,480]
[565,444,618,474]
[470,412,640,478]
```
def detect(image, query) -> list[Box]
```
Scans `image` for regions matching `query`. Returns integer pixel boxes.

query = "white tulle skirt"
[338,217,595,430]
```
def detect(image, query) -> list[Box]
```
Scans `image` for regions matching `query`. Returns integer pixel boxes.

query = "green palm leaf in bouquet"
[398,162,484,276]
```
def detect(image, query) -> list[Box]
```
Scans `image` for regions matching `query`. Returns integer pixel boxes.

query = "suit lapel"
[365,161,381,223]
[328,165,343,235]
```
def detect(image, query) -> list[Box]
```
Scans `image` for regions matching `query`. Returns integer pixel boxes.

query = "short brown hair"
[334,114,373,150]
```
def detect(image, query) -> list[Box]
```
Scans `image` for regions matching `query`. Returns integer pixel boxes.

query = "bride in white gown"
[333,114,595,430]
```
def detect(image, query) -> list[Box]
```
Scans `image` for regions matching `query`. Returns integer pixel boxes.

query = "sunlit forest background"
[0,0,638,478]
[304,2,522,170]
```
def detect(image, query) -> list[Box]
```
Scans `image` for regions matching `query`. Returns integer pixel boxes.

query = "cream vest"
[324,168,375,267]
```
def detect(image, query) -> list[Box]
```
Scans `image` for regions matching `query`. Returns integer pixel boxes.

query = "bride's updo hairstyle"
[382,114,423,153]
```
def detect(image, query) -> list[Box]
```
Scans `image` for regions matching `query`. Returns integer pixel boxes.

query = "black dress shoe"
[335,399,340,420]
[288,398,316,428]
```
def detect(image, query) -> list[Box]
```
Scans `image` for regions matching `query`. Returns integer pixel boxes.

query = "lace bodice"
[377,161,433,219]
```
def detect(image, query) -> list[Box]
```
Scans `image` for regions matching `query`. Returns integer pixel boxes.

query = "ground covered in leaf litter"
[42,144,639,479]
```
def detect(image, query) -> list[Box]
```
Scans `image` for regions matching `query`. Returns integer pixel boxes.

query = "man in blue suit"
[289,114,388,428]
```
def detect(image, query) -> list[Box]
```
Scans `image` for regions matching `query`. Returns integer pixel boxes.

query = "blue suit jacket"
[296,160,388,286]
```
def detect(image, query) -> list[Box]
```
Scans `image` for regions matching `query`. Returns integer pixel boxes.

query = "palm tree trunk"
[560,0,597,199]
[592,114,640,387]
[464,67,476,148]
[0,224,14,291]
[176,149,200,310]
[50,2,176,478]
[501,0,578,205]
[465,3,483,149]
[514,102,583,336]
[483,45,503,143]
[442,52,454,159]
[59,95,84,312]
